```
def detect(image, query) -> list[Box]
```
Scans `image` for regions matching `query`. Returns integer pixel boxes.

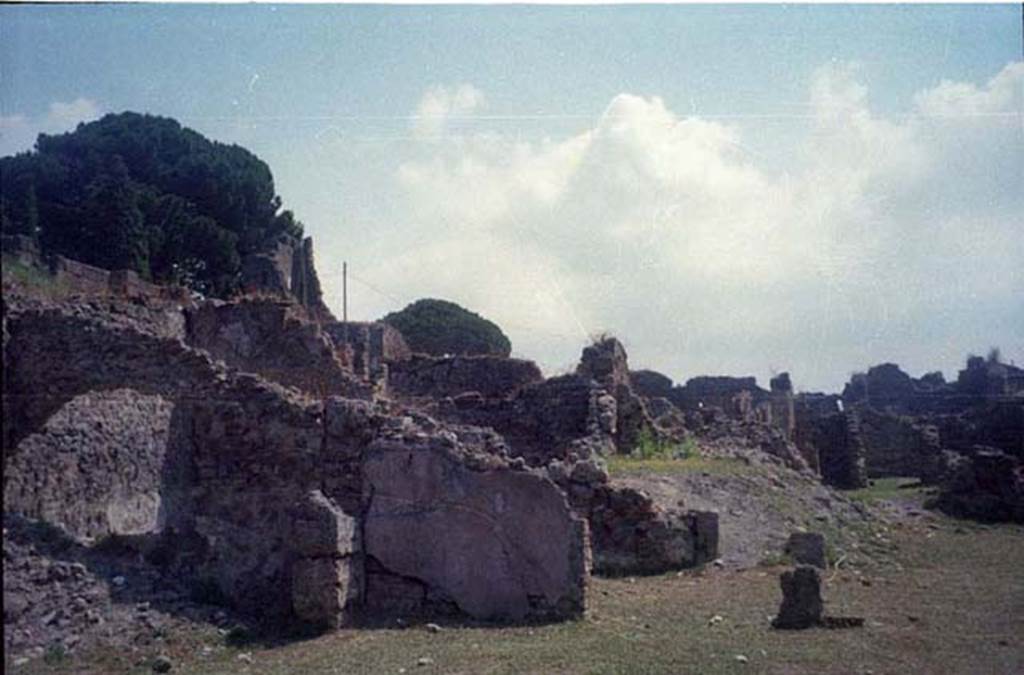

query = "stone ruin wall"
[836,362,1023,486]
[322,321,412,380]
[577,338,665,452]
[3,289,722,627]
[239,234,335,322]
[387,353,544,402]
[184,299,373,399]
[2,234,189,304]
[397,338,720,577]
[792,394,868,490]
[856,408,944,483]
[2,297,588,627]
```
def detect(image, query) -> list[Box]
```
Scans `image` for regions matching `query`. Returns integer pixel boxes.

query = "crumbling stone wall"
[418,361,717,577]
[843,359,1024,417]
[3,295,588,628]
[239,234,334,322]
[770,373,796,441]
[2,234,189,303]
[669,376,763,414]
[810,413,868,490]
[3,297,197,450]
[323,321,411,379]
[543,457,718,576]
[793,393,843,473]
[932,447,1024,523]
[577,338,660,452]
[587,486,718,575]
[185,298,370,398]
[4,389,184,539]
[433,374,617,466]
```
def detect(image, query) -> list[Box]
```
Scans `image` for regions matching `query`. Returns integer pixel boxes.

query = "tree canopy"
[382,298,512,358]
[0,112,303,296]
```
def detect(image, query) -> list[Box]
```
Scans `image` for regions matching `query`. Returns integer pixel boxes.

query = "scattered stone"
[112,576,126,587]
[152,654,173,672]
[820,616,865,629]
[424,623,442,634]
[236,652,253,663]
[784,532,827,569]
[772,566,823,630]
[708,614,724,626]
[735,655,749,664]
[417,657,434,667]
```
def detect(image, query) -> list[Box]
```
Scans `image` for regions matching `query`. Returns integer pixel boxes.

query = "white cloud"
[0,98,102,156]
[343,67,1022,391]
[913,62,1024,118]
[412,84,485,140]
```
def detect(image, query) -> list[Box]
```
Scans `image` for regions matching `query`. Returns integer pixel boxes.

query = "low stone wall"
[543,458,718,576]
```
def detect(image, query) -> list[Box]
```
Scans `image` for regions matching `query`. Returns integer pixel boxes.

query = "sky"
[2,4,1022,392]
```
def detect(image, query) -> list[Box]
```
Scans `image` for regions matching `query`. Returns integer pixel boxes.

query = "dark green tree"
[382,298,512,357]
[0,111,302,297]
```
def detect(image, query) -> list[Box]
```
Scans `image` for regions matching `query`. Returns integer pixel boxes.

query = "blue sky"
[2,4,1022,391]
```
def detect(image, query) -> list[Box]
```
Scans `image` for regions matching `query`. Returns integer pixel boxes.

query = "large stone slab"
[363,441,588,621]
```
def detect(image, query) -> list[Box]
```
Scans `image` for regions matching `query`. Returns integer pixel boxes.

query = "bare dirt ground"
[6,469,1024,675]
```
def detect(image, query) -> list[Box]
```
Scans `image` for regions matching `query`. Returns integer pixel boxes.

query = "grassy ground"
[844,477,932,504]
[606,454,753,477]
[13,513,1023,675]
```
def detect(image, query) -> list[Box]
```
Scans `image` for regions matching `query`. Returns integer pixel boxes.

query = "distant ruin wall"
[812,413,868,490]
[388,354,544,401]
[842,360,1024,416]
[239,235,335,322]
[185,299,371,398]
[629,369,674,400]
[435,374,616,467]
[2,234,188,303]
[323,321,411,378]
[858,408,944,482]
[577,338,661,452]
